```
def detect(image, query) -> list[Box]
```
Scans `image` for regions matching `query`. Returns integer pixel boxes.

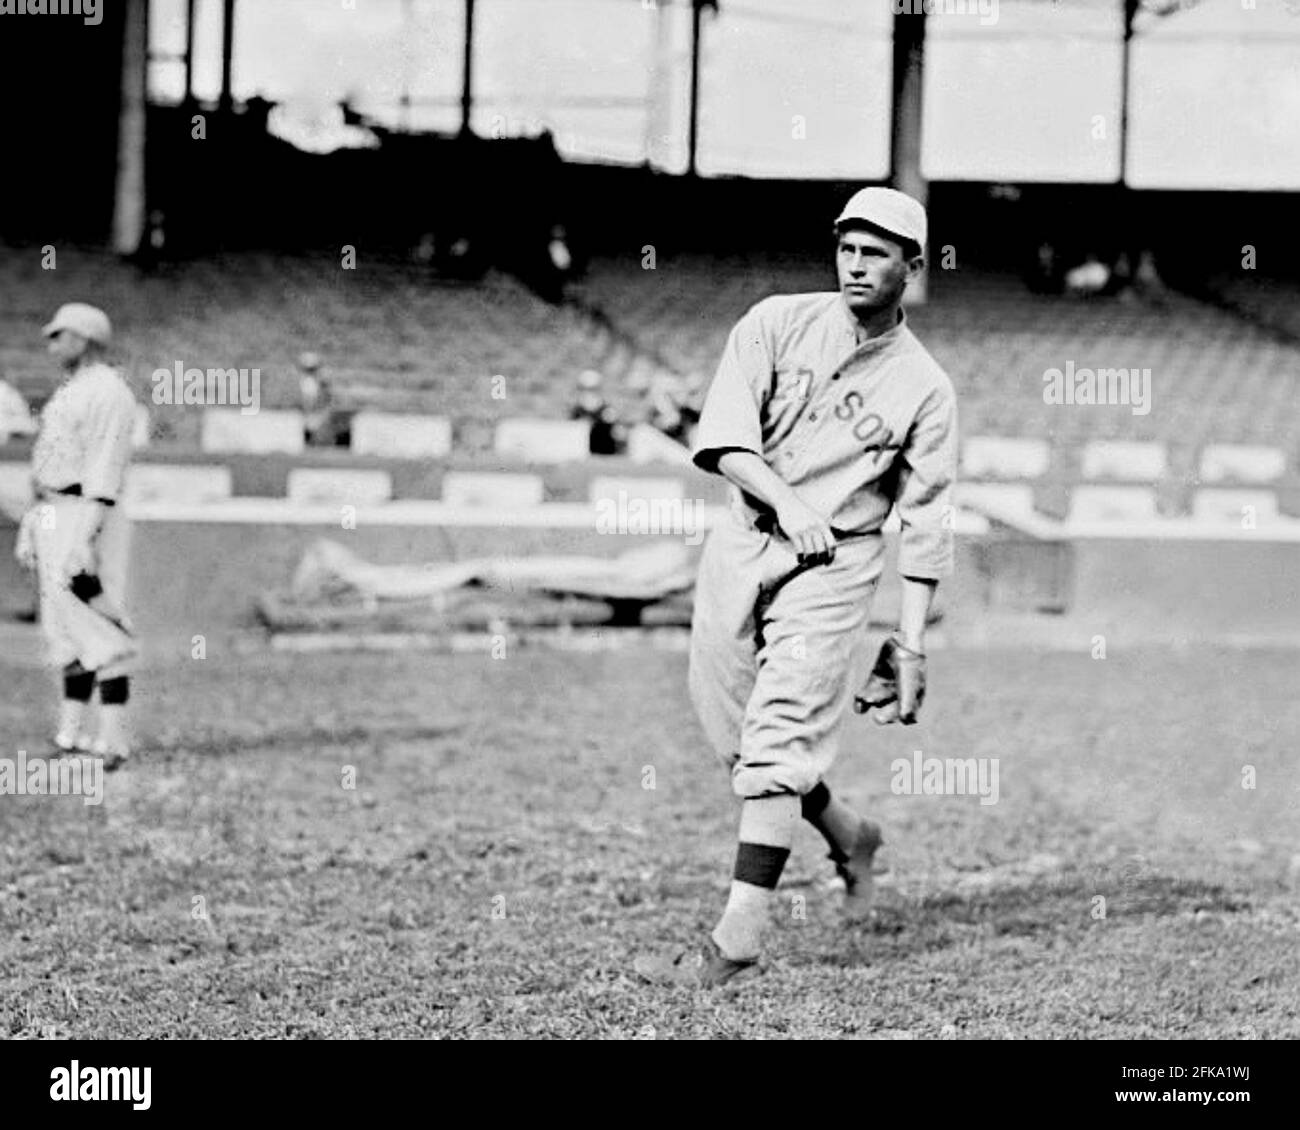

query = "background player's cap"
[835,187,927,254]
[42,303,113,346]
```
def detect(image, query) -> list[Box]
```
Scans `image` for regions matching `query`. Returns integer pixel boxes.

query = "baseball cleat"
[836,818,884,919]
[52,731,94,754]
[89,739,131,772]
[631,941,761,989]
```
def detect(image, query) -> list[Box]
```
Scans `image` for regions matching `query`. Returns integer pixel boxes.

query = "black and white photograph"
[0,0,1296,1079]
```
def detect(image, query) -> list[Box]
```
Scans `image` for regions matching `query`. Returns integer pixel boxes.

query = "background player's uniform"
[690,292,957,799]
[25,362,138,676]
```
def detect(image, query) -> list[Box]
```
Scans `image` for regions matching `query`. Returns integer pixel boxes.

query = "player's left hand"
[854,634,926,725]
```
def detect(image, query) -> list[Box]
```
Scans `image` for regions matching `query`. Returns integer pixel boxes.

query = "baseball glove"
[854,634,926,725]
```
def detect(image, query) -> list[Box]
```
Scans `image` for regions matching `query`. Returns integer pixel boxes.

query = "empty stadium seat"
[350,411,453,459]
[1198,444,1287,485]
[1081,441,1168,482]
[494,418,591,463]
[441,471,546,508]
[124,464,233,506]
[287,468,393,506]
[201,409,305,455]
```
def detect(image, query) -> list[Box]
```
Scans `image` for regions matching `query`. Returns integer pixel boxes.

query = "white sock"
[712,881,771,962]
[95,704,129,752]
[57,700,90,745]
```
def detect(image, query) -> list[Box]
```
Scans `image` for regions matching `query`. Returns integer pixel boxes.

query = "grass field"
[1,635,1297,1039]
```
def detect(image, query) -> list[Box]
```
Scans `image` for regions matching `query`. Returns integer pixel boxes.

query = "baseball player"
[15,304,139,771]
[635,188,957,986]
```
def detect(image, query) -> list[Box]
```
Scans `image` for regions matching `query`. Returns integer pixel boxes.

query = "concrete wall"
[3,503,1296,656]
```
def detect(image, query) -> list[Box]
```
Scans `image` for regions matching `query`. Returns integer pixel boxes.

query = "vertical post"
[1119,0,1138,185]
[184,0,196,104]
[644,0,673,168]
[113,0,149,256]
[890,6,927,303]
[687,1,717,177]
[1116,0,1147,291]
[219,0,236,112]
[401,0,413,132]
[461,0,476,135]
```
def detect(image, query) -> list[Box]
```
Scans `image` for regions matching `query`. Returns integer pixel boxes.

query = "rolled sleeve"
[895,386,958,580]
[80,382,138,503]
[691,303,774,474]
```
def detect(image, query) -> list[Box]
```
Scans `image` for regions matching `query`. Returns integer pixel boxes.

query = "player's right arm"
[692,301,834,562]
[716,451,835,562]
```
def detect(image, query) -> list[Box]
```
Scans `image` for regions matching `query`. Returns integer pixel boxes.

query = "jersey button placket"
[805,375,832,422]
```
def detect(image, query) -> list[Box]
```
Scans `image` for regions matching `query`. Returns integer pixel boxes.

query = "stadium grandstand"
[1,0,1298,521]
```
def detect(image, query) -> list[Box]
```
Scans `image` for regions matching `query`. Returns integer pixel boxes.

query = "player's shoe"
[89,739,131,773]
[836,818,884,920]
[631,940,760,989]
[52,731,94,754]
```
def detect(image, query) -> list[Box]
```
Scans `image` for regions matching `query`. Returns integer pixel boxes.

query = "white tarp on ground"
[289,538,698,606]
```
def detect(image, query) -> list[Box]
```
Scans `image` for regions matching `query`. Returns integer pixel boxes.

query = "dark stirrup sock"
[801,780,861,863]
[733,841,791,889]
[99,676,130,706]
[64,663,96,703]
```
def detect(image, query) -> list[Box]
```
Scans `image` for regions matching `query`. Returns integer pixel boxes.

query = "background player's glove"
[61,537,97,583]
[854,634,926,725]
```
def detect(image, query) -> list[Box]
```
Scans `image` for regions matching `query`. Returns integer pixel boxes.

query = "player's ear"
[904,252,925,283]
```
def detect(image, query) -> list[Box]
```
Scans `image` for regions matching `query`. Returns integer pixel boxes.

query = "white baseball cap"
[42,303,112,345]
[835,187,927,253]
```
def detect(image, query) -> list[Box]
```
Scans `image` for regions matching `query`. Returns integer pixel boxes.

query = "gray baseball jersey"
[689,293,958,799]
[27,361,138,675]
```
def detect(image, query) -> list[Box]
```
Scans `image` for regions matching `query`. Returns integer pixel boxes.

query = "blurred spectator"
[570,369,620,455]
[646,372,700,447]
[1027,241,1062,295]
[1064,255,1111,297]
[548,223,573,274]
[0,378,36,443]
[298,352,351,447]
[482,131,577,303]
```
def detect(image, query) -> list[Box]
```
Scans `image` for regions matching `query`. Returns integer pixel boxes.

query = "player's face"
[46,329,90,369]
[836,229,921,314]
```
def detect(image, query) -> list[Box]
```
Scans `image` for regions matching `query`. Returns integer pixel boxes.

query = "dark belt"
[749,510,871,544]
[33,482,82,501]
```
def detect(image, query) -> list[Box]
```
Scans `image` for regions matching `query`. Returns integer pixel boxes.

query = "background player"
[15,303,140,770]
[636,188,958,986]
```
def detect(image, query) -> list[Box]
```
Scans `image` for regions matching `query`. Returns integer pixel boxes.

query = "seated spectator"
[647,373,699,446]
[298,353,351,447]
[569,369,621,455]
